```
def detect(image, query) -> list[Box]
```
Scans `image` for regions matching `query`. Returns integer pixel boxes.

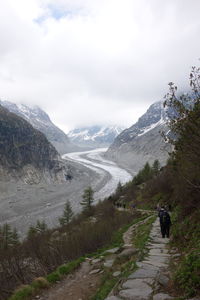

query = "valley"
[0,149,132,237]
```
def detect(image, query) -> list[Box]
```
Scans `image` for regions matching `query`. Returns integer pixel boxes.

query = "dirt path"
[38,260,102,300]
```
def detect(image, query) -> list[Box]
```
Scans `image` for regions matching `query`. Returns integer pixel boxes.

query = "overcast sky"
[0,0,200,133]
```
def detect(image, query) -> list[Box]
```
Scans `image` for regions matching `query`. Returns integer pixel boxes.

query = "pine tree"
[80,186,94,211]
[59,200,74,226]
[27,225,37,239]
[116,181,123,193]
[11,228,20,245]
[1,223,14,249]
[153,160,161,175]
[35,220,47,233]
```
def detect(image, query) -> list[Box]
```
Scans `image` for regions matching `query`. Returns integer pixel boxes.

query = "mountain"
[0,105,70,184]
[105,101,172,174]
[68,125,125,148]
[0,100,79,155]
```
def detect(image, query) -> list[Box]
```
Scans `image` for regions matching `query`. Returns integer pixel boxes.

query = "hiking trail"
[33,214,182,300]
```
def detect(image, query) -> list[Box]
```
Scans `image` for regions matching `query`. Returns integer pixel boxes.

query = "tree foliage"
[0,224,19,249]
[59,200,74,226]
[80,186,94,211]
[164,65,200,213]
[133,161,160,185]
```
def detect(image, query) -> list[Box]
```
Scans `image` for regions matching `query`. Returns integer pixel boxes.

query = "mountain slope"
[0,105,69,183]
[105,101,172,174]
[68,125,124,148]
[0,100,79,154]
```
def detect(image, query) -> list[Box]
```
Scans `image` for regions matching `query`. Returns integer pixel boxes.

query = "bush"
[31,277,49,289]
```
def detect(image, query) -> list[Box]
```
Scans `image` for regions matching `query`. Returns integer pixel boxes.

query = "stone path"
[106,218,174,300]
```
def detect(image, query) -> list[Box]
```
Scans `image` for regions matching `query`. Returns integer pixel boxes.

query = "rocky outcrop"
[105,101,172,174]
[0,105,69,183]
[0,100,79,154]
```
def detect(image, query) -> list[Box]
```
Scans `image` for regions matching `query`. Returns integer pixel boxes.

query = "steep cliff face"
[106,101,172,174]
[0,105,68,183]
[0,100,79,154]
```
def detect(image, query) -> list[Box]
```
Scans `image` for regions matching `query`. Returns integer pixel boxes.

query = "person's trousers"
[160,224,170,238]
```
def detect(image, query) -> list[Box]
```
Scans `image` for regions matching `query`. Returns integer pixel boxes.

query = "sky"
[0,0,200,133]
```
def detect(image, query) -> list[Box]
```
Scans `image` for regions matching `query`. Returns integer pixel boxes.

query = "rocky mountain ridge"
[0,105,69,184]
[68,125,125,148]
[0,100,79,154]
[105,101,172,174]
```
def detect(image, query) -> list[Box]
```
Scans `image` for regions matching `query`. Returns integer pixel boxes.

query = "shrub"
[31,277,49,289]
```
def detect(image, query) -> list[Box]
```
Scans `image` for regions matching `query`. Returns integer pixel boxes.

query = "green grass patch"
[8,285,34,300]
[90,271,118,300]
[132,215,156,260]
[174,250,200,297]
[46,271,61,283]
[57,257,85,275]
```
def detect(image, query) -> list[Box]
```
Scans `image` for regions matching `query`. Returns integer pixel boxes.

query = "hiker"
[158,207,171,238]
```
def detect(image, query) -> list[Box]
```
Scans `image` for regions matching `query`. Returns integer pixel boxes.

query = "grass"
[90,271,118,300]
[174,249,200,297]
[132,215,156,260]
[46,271,61,283]
[168,208,200,298]
[7,257,86,300]
[8,286,33,300]
[57,257,85,275]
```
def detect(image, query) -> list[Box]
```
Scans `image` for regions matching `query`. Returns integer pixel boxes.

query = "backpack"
[160,211,170,225]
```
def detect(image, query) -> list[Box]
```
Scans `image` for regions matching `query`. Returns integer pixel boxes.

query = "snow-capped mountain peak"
[68,125,125,148]
[0,100,79,154]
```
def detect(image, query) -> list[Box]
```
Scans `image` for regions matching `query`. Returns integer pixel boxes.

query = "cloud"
[0,0,200,132]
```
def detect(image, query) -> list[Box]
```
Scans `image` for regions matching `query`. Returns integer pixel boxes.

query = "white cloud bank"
[0,0,200,132]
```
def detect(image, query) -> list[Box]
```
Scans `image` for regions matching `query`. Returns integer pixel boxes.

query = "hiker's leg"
[161,224,165,238]
[166,225,170,238]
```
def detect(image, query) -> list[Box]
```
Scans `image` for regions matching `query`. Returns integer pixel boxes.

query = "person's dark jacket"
[159,209,171,226]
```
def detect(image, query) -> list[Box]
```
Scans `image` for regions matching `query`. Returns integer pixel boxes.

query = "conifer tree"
[27,225,37,239]
[81,186,94,211]
[153,159,161,175]
[0,223,18,249]
[35,220,47,233]
[59,200,74,226]
[116,181,123,193]
[11,228,20,245]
